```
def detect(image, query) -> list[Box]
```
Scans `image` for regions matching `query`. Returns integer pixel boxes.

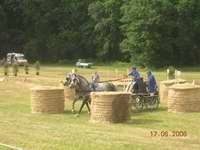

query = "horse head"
[64,73,80,89]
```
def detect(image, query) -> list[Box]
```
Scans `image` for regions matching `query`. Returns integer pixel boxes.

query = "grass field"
[0,65,200,150]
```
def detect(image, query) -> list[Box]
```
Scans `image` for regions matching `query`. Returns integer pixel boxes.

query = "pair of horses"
[64,73,117,114]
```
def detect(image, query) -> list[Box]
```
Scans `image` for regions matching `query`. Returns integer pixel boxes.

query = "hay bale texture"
[64,86,75,101]
[193,80,200,85]
[31,86,64,113]
[168,83,200,113]
[90,92,130,123]
[159,79,186,104]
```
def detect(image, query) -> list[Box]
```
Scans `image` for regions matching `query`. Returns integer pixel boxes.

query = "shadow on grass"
[63,110,73,115]
[64,110,90,116]
[130,106,168,115]
[125,107,165,125]
[126,118,162,125]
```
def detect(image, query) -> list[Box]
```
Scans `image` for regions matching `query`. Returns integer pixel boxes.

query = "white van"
[7,53,28,65]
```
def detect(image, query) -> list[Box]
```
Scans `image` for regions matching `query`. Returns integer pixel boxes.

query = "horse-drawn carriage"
[64,73,159,114]
[130,91,159,111]
[126,79,160,111]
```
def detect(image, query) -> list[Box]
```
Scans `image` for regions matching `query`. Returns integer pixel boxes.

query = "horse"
[64,73,116,114]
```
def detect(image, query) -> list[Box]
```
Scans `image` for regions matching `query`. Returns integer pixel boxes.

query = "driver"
[128,65,142,93]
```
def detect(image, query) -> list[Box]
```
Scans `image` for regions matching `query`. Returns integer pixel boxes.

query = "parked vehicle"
[75,59,93,68]
[7,53,28,65]
[0,58,6,66]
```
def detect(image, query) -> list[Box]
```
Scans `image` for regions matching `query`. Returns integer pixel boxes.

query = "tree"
[121,0,200,67]
[89,0,123,61]
[0,0,25,57]
[23,0,96,61]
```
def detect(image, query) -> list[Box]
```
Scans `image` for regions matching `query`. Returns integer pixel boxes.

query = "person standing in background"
[91,71,100,91]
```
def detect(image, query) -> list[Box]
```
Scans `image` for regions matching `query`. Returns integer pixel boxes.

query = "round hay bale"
[64,86,75,101]
[90,92,130,123]
[31,86,64,113]
[193,80,200,85]
[168,83,200,113]
[159,79,186,105]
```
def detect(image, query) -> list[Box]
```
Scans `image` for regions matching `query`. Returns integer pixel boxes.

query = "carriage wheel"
[147,97,156,110]
[148,96,159,110]
[135,96,144,111]
[153,96,160,109]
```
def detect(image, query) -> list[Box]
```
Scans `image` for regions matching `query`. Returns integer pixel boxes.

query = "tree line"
[0,0,200,67]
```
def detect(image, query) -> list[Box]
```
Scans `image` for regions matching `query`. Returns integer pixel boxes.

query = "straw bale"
[63,86,75,101]
[90,92,130,123]
[168,83,200,113]
[193,80,200,85]
[31,86,64,113]
[159,79,186,105]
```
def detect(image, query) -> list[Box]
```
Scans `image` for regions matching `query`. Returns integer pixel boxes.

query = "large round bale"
[31,86,65,113]
[168,83,200,113]
[159,79,186,105]
[90,92,130,123]
[64,86,75,101]
[193,80,200,85]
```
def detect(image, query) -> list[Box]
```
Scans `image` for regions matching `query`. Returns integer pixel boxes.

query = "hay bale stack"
[31,86,64,113]
[168,83,200,113]
[193,80,200,85]
[90,92,130,123]
[159,79,186,105]
[64,86,75,101]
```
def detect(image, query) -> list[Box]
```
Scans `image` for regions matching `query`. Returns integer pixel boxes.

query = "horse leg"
[86,102,90,114]
[72,99,78,113]
[78,98,87,114]
[86,97,91,113]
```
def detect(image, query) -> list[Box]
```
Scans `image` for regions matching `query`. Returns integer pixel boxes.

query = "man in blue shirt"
[128,65,141,80]
[147,70,157,95]
[128,65,142,93]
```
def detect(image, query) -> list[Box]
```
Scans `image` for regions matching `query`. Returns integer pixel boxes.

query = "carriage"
[126,80,160,111]
[64,73,159,114]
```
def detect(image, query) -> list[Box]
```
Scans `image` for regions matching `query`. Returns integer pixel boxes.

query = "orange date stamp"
[150,131,187,137]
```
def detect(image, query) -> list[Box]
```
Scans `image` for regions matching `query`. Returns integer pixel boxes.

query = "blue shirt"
[147,74,157,93]
[128,70,141,80]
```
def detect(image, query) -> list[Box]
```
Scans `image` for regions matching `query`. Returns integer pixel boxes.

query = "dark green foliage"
[12,63,18,76]
[121,0,200,67]
[0,0,96,61]
[35,61,40,75]
[23,0,96,61]
[24,63,29,74]
[3,62,9,76]
[88,0,123,60]
[0,0,200,67]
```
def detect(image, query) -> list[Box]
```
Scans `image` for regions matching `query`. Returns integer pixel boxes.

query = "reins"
[97,77,130,83]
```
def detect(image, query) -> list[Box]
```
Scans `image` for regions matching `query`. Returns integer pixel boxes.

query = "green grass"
[0,65,200,150]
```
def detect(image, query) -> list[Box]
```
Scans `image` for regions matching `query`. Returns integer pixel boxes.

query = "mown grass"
[0,65,200,150]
